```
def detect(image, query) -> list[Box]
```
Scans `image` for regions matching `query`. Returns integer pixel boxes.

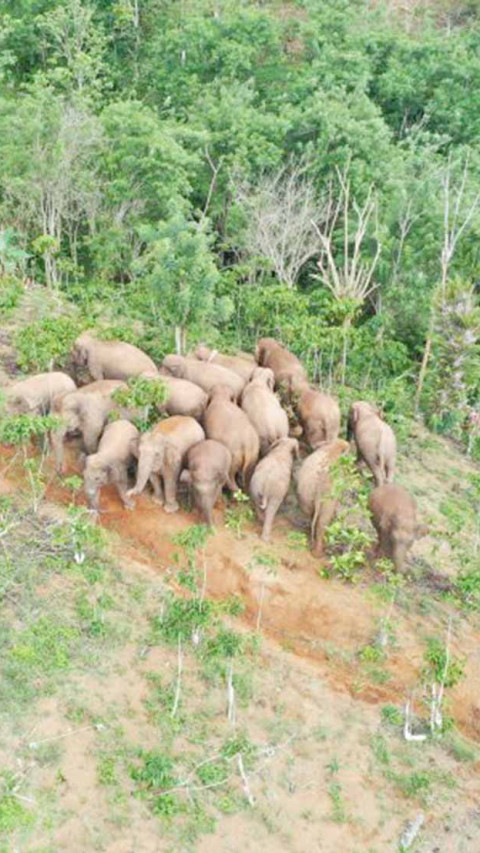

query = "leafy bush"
[14,315,84,371]
[0,414,59,445]
[112,376,168,430]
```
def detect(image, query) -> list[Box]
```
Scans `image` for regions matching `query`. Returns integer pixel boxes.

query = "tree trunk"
[340,315,351,386]
[174,325,186,355]
[414,310,435,416]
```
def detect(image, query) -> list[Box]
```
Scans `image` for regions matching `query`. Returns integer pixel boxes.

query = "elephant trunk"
[132,449,155,495]
[195,486,214,526]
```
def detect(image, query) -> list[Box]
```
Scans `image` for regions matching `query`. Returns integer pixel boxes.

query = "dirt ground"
[2,426,480,853]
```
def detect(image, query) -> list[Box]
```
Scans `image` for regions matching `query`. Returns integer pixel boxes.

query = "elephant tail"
[257,492,267,511]
[377,428,387,481]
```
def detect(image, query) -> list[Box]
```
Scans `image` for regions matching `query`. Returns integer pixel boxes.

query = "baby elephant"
[369,484,427,572]
[186,439,233,526]
[294,383,340,448]
[84,420,139,512]
[348,401,396,486]
[51,380,127,472]
[296,439,350,556]
[249,437,299,542]
[128,415,205,513]
[4,372,76,415]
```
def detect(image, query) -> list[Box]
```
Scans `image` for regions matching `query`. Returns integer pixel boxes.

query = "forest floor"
[1,294,480,853]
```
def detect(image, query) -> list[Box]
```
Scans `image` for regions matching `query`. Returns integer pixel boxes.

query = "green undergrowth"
[0,500,265,848]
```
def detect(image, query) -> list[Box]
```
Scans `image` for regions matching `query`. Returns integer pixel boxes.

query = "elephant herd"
[2,333,427,571]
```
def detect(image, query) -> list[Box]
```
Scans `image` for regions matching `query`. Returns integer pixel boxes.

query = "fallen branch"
[237,753,255,806]
[171,635,183,718]
[399,812,424,850]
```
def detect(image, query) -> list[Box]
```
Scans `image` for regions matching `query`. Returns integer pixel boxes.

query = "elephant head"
[162,354,185,378]
[207,383,235,405]
[72,332,94,369]
[271,436,300,459]
[251,367,275,390]
[194,344,213,362]
[129,431,162,495]
[84,455,110,510]
[254,337,278,366]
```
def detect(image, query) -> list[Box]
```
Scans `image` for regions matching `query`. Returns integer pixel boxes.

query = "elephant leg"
[149,472,164,505]
[227,462,238,492]
[371,461,384,487]
[163,457,182,513]
[51,426,67,473]
[87,356,104,381]
[311,498,335,557]
[384,459,395,484]
[116,467,135,510]
[261,499,281,542]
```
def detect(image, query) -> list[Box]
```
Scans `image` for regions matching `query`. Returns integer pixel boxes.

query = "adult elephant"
[186,439,233,526]
[294,383,341,448]
[241,367,289,455]
[4,372,76,415]
[348,401,396,486]
[193,345,256,383]
[255,337,307,394]
[127,415,204,513]
[156,372,208,420]
[296,439,350,556]
[204,384,259,488]
[162,355,244,399]
[72,332,157,382]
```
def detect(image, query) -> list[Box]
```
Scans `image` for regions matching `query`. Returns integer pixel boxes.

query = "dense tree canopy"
[1,0,480,447]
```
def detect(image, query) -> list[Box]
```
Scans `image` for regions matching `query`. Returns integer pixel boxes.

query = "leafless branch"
[234,163,327,287]
[312,163,381,304]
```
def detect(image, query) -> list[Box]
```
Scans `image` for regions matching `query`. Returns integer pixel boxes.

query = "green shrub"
[14,315,84,371]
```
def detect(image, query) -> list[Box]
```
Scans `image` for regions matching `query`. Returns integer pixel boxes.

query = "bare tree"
[311,164,381,383]
[414,153,480,414]
[235,163,327,288]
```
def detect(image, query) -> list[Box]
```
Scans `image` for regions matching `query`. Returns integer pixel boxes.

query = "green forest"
[2,0,480,451]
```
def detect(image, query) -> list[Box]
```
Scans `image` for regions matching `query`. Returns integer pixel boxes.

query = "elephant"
[83,419,139,512]
[241,367,289,455]
[255,337,307,395]
[296,439,350,556]
[127,415,205,513]
[369,484,427,571]
[162,354,245,399]
[249,437,299,542]
[294,383,341,448]
[194,345,256,382]
[72,332,157,382]
[186,439,233,526]
[156,372,208,420]
[3,372,76,415]
[203,384,260,489]
[50,379,127,472]
[348,401,396,486]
